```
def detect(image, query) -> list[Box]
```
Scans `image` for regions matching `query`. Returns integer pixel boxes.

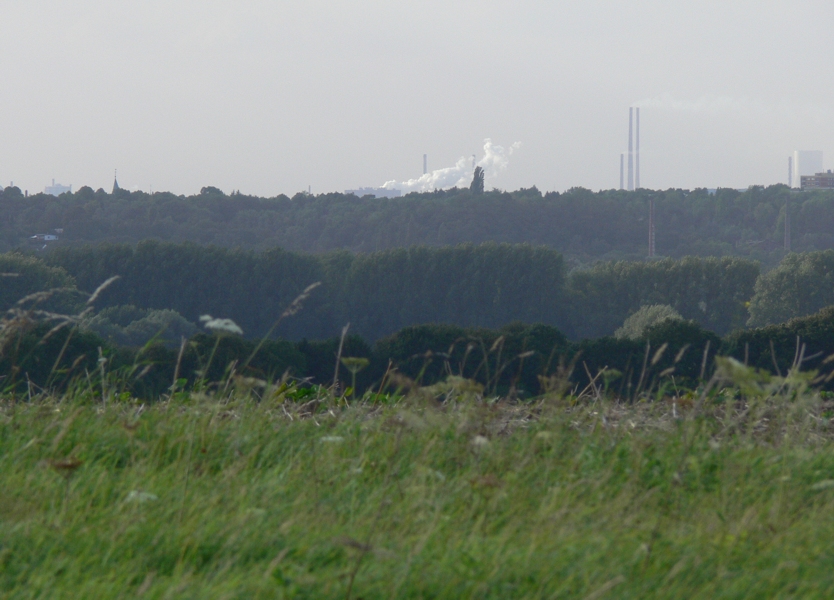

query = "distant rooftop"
[801,171,834,191]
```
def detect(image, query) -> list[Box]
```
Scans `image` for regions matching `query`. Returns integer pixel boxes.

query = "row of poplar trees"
[42,241,759,342]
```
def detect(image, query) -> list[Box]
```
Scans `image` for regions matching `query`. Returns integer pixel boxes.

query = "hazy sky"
[1,1,832,196]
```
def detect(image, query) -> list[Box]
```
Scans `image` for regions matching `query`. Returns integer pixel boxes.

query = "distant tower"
[627,108,634,191]
[788,156,793,188]
[620,154,624,190]
[784,197,791,251]
[112,169,120,193]
[635,107,640,189]
[648,198,656,257]
[423,154,427,175]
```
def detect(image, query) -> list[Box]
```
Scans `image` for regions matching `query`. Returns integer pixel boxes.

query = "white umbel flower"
[200,315,243,335]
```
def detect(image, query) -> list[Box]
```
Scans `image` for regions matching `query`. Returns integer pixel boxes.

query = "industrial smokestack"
[635,107,640,189]
[620,154,624,190]
[628,108,634,191]
[423,154,427,175]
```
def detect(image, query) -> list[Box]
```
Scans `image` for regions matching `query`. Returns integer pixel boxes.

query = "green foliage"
[0,252,80,314]
[3,184,834,265]
[570,336,644,394]
[566,256,759,338]
[614,304,682,340]
[181,333,308,385]
[332,244,567,338]
[9,301,834,402]
[376,322,571,396]
[643,319,721,383]
[297,335,375,390]
[41,243,760,342]
[724,305,834,379]
[9,242,834,399]
[0,322,123,394]
[535,320,717,396]
[747,250,834,326]
[470,166,485,195]
[46,241,328,340]
[45,241,567,342]
[82,306,198,349]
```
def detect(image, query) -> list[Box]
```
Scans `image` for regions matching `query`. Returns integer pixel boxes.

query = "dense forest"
[4,183,834,266]
[5,179,834,400]
[6,244,833,344]
[6,245,834,399]
[34,242,758,341]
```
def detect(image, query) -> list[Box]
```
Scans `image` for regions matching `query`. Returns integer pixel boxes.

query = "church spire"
[112,169,120,194]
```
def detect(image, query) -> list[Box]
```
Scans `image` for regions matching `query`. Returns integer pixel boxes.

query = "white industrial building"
[44,179,72,196]
[792,151,823,188]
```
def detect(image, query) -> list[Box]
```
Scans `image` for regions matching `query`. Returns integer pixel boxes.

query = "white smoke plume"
[380,138,521,193]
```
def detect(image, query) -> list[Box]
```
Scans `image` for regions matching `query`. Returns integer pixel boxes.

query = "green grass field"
[2,364,834,598]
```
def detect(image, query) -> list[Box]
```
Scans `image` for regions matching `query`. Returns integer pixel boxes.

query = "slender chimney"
[635,107,640,189]
[627,108,634,191]
[423,154,427,175]
[620,154,624,190]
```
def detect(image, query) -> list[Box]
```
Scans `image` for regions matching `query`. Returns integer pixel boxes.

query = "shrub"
[614,304,683,340]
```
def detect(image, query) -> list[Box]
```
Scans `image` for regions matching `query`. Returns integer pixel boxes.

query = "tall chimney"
[423,154,427,175]
[620,154,624,190]
[635,107,640,189]
[628,108,634,191]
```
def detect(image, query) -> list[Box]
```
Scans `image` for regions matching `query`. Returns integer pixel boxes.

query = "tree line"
[33,241,762,341]
[7,303,834,401]
[8,244,834,343]
[4,245,834,398]
[3,183,834,266]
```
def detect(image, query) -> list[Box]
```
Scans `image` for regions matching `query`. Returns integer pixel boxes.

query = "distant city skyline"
[1,1,832,196]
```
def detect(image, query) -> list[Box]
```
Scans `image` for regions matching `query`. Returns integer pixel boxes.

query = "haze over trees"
[3,184,834,266]
[4,183,834,399]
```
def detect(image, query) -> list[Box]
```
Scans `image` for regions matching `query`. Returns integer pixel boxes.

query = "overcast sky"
[1,1,832,196]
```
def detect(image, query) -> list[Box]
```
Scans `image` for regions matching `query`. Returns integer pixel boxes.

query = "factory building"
[801,170,834,191]
[44,179,72,196]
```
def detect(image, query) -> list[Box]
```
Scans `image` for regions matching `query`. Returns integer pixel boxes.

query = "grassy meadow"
[2,361,834,598]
